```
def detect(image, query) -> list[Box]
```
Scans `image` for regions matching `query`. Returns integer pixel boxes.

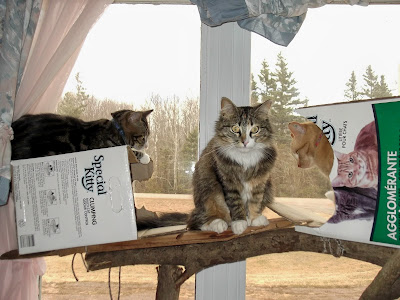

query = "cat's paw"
[201,219,228,233]
[231,220,248,235]
[251,215,269,227]
[139,153,150,164]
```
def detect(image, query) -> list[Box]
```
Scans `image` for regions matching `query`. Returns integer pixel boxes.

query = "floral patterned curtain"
[0,0,42,205]
[190,0,368,46]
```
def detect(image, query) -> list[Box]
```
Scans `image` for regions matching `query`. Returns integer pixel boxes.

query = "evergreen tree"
[250,73,259,105]
[344,71,360,101]
[257,59,276,103]
[57,73,89,117]
[269,52,307,143]
[361,65,379,99]
[376,75,392,98]
[181,128,198,166]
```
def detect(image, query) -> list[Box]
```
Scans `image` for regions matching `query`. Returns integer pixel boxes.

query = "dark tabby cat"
[11,109,152,162]
[327,186,377,224]
[187,97,277,235]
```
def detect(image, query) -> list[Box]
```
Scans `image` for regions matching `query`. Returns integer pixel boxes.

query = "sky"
[64,4,400,108]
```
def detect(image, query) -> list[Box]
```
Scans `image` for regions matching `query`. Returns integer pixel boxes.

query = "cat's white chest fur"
[241,182,252,204]
[224,147,264,169]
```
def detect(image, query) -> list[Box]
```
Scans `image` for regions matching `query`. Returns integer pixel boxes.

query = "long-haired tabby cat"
[288,121,334,177]
[135,99,326,231]
[11,109,152,162]
[186,97,277,235]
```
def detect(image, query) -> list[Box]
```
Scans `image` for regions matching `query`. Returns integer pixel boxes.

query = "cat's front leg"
[247,195,269,227]
[246,181,270,227]
[225,191,248,234]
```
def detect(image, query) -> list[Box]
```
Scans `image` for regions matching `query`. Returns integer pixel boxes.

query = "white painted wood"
[196,21,251,300]
[199,21,251,153]
[196,261,247,300]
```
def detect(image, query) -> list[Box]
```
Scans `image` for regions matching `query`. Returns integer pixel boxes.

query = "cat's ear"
[141,109,153,120]
[220,97,237,118]
[334,150,346,161]
[254,100,272,118]
[288,122,306,137]
[127,111,143,123]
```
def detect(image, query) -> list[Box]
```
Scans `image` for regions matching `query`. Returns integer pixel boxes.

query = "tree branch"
[85,227,397,273]
[360,249,400,300]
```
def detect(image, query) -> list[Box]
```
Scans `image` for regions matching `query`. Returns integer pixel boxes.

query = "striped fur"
[187,97,277,235]
[11,109,152,160]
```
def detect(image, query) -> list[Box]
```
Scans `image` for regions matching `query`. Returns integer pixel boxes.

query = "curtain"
[0,0,112,299]
[190,0,368,46]
[0,0,42,206]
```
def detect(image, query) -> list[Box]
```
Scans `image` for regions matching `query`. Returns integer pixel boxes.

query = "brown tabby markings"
[11,109,152,160]
[187,97,277,235]
[288,121,334,177]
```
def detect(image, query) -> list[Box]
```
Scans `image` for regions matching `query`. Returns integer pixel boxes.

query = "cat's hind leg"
[189,193,231,234]
[250,215,269,227]
[201,219,228,233]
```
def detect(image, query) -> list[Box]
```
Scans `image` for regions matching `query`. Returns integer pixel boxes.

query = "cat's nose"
[243,140,249,147]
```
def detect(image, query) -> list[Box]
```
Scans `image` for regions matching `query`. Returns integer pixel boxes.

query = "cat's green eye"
[348,171,353,178]
[251,126,259,134]
[231,125,240,133]
[349,157,354,163]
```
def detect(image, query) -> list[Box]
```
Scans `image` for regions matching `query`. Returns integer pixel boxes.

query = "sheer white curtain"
[0,1,112,299]
[14,0,113,119]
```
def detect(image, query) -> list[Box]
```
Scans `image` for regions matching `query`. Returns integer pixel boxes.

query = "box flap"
[126,146,139,164]
[131,160,154,182]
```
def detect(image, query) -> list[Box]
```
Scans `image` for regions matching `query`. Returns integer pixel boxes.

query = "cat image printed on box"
[292,97,400,248]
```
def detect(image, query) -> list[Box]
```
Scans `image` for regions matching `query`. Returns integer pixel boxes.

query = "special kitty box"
[294,96,400,249]
[11,146,153,255]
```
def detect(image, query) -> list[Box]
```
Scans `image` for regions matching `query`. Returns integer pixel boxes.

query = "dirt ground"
[41,194,381,299]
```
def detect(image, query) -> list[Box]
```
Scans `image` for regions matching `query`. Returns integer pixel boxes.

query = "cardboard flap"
[126,146,139,164]
[131,160,154,182]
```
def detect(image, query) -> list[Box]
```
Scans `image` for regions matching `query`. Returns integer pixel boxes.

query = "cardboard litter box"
[295,96,400,249]
[11,146,153,255]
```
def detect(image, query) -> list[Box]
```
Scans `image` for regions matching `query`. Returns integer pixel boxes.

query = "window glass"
[247,6,398,298]
[46,4,200,299]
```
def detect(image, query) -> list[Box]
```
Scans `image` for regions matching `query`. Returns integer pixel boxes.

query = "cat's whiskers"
[199,143,234,158]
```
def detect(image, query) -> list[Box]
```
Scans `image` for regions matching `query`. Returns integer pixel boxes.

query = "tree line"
[344,65,393,101]
[57,55,397,198]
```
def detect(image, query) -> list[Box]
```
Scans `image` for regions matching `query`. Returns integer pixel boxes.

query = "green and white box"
[295,97,400,249]
[12,146,139,255]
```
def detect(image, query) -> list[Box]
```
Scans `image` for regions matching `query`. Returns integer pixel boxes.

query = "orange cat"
[288,121,334,177]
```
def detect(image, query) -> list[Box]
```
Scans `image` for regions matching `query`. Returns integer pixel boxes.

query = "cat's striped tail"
[136,211,188,231]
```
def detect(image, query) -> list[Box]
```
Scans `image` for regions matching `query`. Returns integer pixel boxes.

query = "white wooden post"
[196,21,251,300]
